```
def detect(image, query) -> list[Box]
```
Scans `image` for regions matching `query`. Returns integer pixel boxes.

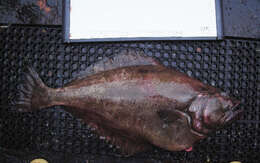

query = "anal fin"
[63,107,152,156]
[95,124,152,156]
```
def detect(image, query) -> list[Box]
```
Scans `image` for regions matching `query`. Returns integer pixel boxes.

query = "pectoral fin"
[157,109,183,124]
[157,109,205,138]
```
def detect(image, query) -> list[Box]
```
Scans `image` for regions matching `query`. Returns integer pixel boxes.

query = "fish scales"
[14,51,242,155]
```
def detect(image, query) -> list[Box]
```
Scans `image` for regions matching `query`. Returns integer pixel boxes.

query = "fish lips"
[221,100,243,124]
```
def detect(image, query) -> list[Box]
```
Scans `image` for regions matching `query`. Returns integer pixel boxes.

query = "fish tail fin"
[14,67,52,112]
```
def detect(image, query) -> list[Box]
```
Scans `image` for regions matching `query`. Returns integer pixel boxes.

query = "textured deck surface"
[0,25,259,163]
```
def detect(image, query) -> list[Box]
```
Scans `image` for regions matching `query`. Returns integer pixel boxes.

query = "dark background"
[0,0,260,163]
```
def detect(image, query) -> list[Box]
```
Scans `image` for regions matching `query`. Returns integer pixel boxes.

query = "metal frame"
[63,0,223,43]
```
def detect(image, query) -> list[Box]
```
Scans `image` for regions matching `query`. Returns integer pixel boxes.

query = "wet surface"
[0,25,259,162]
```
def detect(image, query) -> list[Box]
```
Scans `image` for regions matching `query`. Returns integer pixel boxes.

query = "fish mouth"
[221,101,243,123]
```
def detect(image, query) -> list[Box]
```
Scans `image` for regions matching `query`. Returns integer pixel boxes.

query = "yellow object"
[230,161,241,163]
[30,158,48,163]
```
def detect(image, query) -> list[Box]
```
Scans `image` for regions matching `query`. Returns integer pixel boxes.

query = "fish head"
[204,92,242,127]
[189,92,242,136]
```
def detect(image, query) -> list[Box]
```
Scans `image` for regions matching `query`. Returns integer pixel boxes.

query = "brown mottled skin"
[16,52,242,155]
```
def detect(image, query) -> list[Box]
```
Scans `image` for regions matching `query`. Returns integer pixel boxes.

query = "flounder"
[15,51,242,155]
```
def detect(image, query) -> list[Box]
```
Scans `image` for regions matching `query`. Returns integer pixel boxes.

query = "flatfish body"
[15,51,242,155]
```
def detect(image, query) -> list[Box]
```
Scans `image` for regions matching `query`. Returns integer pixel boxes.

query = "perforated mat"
[0,25,259,163]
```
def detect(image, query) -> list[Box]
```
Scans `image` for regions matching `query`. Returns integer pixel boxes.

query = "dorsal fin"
[72,50,161,81]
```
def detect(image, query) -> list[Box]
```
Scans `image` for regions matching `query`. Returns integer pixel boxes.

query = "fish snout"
[218,92,240,111]
[230,99,240,111]
[226,98,240,112]
[221,98,242,123]
[217,92,242,123]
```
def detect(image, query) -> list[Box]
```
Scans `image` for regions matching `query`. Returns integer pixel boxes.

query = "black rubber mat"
[0,25,259,163]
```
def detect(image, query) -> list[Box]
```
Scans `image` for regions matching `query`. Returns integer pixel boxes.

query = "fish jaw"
[221,101,243,124]
[217,92,242,123]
